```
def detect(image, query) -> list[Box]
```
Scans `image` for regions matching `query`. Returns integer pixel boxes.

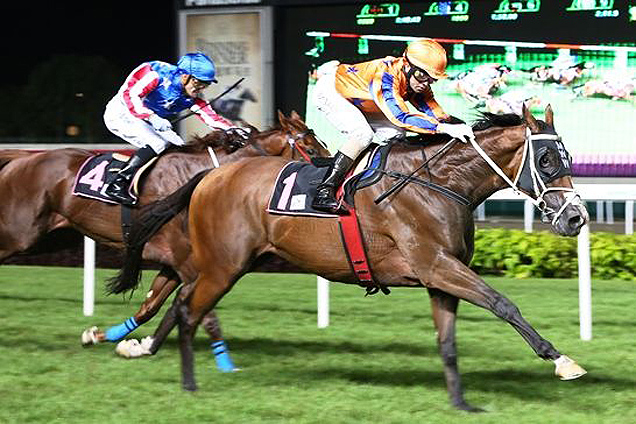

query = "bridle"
[286,128,328,162]
[469,127,582,226]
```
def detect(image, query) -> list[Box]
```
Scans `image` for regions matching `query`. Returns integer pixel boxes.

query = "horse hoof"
[454,401,485,413]
[81,326,100,346]
[183,382,198,392]
[115,339,152,358]
[554,355,587,380]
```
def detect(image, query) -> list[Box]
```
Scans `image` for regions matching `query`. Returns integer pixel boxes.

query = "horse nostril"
[568,214,583,230]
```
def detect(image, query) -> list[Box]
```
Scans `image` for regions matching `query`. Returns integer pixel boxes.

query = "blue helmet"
[177,52,218,83]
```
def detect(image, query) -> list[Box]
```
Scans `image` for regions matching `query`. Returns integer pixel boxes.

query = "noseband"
[469,128,582,225]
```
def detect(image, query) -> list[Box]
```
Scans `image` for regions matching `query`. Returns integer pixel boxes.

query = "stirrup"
[312,196,348,214]
[106,184,138,206]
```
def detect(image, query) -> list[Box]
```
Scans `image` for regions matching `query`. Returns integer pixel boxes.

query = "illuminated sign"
[356,3,400,25]
[566,0,614,11]
[491,0,541,20]
[566,0,619,17]
[630,5,636,21]
[494,0,541,13]
[424,1,470,21]
[357,3,400,19]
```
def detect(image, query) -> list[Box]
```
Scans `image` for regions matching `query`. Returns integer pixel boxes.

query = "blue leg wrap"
[104,317,139,342]
[212,340,236,372]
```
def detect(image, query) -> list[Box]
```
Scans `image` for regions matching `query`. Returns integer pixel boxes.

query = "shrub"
[470,228,636,281]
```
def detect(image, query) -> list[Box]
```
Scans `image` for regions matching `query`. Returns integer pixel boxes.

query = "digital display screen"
[275,1,636,177]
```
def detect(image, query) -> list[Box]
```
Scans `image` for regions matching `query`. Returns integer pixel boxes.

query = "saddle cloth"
[266,144,387,218]
[72,153,153,205]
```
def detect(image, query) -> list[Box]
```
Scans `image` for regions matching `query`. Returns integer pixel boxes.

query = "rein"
[374,138,458,204]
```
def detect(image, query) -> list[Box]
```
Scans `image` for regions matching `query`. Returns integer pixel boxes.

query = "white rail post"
[523,199,534,233]
[596,200,604,223]
[606,201,614,224]
[317,276,330,328]
[577,224,592,341]
[475,202,486,221]
[83,236,96,317]
[625,200,634,235]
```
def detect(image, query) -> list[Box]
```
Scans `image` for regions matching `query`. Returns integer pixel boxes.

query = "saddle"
[267,142,391,217]
[72,153,156,205]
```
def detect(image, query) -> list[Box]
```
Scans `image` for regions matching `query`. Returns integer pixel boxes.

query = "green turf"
[1,265,635,423]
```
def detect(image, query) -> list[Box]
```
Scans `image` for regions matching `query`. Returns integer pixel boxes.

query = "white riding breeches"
[312,61,404,160]
[103,97,186,154]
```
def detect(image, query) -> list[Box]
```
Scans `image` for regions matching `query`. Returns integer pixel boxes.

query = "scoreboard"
[274,0,635,176]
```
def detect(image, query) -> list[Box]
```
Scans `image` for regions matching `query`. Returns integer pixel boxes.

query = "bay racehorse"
[0,111,329,369]
[109,105,589,411]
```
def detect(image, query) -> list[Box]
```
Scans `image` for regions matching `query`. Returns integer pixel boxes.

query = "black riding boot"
[311,151,354,214]
[105,146,157,206]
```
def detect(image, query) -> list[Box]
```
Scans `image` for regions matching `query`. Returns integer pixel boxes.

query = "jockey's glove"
[225,127,251,140]
[147,114,172,132]
[437,123,476,143]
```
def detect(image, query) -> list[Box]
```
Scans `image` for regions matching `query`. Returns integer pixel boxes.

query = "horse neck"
[424,125,526,206]
[251,132,290,158]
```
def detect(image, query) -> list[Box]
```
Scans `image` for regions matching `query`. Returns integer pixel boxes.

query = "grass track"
[1,265,635,423]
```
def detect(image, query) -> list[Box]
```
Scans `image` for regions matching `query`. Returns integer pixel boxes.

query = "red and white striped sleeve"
[120,63,160,120]
[191,98,233,130]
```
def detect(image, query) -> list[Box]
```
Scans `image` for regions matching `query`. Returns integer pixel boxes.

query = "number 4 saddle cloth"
[72,153,153,204]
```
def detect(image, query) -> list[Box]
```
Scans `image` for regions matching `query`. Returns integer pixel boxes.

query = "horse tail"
[106,169,212,295]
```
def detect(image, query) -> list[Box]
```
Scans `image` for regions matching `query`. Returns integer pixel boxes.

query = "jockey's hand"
[148,114,172,132]
[225,127,251,140]
[437,123,475,143]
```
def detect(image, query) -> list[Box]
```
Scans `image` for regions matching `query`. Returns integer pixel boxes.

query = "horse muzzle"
[549,203,588,237]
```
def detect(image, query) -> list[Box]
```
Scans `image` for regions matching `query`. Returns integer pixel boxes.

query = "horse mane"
[164,130,244,155]
[472,112,524,132]
[401,113,527,145]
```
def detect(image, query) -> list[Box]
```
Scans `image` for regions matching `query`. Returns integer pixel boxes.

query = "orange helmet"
[404,39,448,79]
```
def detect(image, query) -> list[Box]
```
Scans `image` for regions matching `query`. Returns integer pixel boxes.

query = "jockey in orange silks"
[311,38,475,214]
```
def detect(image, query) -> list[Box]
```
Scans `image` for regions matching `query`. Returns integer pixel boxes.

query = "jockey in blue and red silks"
[103,52,235,205]
[311,38,475,214]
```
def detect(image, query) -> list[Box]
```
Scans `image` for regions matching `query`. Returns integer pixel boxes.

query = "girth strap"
[121,204,133,244]
[338,207,390,296]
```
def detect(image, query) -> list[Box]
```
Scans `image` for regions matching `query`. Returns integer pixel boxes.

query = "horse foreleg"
[427,288,482,413]
[177,271,235,391]
[427,255,586,379]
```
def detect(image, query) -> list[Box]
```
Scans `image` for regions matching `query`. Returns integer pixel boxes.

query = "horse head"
[465,104,587,236]
[259,110,330,161]
[386,105,588,237]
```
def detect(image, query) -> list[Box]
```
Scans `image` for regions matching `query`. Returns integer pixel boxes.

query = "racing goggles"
[190,77,211,89]
[412,67,436,83]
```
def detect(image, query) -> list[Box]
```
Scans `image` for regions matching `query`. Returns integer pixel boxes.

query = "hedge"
[470,228,636,281]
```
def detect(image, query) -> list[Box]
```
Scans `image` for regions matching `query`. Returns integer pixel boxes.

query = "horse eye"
[306,148,316,156]
[539,151,556,168]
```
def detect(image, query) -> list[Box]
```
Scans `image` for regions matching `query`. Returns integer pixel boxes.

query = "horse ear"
[522,102,540,133]
[290,110,302,121]
[277,110,289,130]
[544,104,554,128]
